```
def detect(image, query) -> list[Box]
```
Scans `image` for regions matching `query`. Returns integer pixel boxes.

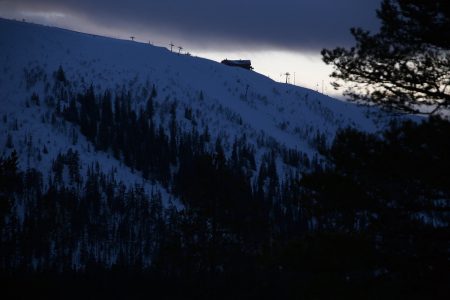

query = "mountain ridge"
[2,18,448,300]
[0,17,409,204]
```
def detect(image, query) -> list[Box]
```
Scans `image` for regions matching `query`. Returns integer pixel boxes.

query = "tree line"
[1,83,449,297]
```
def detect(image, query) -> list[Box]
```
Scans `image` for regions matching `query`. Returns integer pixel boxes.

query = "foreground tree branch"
[322,0,450,113]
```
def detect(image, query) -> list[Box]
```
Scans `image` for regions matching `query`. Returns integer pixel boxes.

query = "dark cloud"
[1,0,382,52]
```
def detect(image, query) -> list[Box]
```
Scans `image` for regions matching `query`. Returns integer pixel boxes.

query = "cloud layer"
[1,0,382,52]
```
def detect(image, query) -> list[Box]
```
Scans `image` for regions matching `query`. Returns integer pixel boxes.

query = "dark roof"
[221,59,253,70]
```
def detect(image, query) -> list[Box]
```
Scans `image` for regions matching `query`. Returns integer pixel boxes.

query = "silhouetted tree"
[322,0,450,113]
[54,65,67,84]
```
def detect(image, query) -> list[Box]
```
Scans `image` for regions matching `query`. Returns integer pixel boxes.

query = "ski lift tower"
[284,72,291,84]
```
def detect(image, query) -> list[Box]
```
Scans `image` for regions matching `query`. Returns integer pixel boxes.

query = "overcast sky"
[0,0,382,94]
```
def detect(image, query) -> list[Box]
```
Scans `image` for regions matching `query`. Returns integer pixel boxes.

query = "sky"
[0,0,382,97]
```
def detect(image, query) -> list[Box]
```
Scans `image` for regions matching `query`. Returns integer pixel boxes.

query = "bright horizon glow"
[194,49,340,98]
[0,9,343,99]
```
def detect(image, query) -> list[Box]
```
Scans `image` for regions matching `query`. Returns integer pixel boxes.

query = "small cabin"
[221,59,253,70]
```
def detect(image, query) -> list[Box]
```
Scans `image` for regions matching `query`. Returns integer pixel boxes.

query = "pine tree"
[97,91,113,151]
[0,150,19,217]
[322,0,450,113]
[55,65,67,84]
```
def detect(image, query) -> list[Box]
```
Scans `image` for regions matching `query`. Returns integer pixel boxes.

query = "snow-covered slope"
[0,18,397,203]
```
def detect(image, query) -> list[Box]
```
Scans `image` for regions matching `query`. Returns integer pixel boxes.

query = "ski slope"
[0,18,406,204]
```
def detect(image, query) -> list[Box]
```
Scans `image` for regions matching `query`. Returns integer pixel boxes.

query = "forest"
[1,81,449,299]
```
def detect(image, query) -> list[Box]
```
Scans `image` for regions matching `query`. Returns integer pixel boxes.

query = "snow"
[0,18,417,206]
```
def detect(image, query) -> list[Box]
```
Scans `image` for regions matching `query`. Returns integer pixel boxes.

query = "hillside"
[0,18,397,192]
[3,18,448,299]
